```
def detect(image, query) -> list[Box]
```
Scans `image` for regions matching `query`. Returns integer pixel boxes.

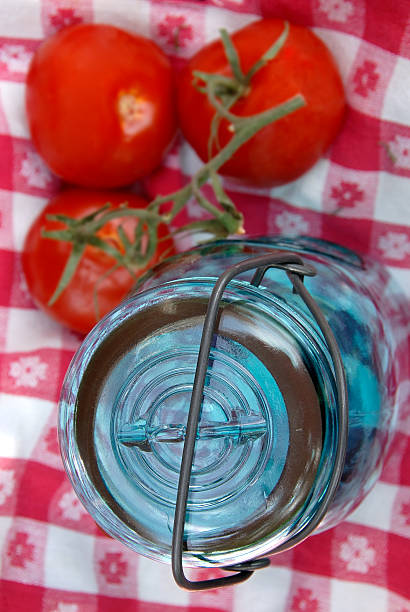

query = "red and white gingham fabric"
[1,1,409,610]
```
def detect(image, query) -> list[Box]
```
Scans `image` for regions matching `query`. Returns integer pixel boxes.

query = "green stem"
[245,21,289,83]
[86,207,162,230]
[48,242,86,305]
[152,93,305,225]
[196,94,305,181]
[219,29,246,84]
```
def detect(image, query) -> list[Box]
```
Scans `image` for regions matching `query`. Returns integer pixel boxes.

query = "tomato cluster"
[24,24,178,334]
[23,20,345,334]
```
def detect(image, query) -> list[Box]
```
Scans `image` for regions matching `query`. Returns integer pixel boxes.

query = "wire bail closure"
[171,252,348,590]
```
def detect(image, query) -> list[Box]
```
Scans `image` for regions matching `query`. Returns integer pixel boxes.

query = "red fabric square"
[0,249,13,306]
[0,580,45,612]
[227,190,272,236]
[329,108,382,171]
[260,0,314,26]
[363,0,408,55]
[0,135,13,191]
[292,529,333,578]
[14,461,65,523]
[386,532,410,599]
[98,595,139,611]
[321,214,374,257]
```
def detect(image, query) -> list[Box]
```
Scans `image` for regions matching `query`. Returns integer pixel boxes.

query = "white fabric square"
[44,525,97,593]
[346,481,397,532]
[346,41,397,119]
[93,0,151,37]
[374,171,410,226]
[6,307,64,352]
[12,191,46,251]
[388,267,410,299]
[233,566,292,612]
[382,55,410,126]
[330,578,387,612]
[270,158,330,212]
[179,140,205,178]
[313,29,361,85]
[0,392,54,459]
[0,0,43,39]
[0,189,14,251]
[205,6,256,43]
[0,80,29,138]
[137,556,190,606]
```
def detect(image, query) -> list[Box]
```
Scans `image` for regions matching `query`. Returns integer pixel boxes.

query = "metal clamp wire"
[171,252,348,590]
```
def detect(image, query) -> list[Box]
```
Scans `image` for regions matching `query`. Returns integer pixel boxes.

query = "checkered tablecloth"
[1,0,410,610]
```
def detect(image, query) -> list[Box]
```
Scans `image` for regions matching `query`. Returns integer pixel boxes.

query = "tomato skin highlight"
[177,19,346,187]
[26,24,177,188]
[22,190,174,335]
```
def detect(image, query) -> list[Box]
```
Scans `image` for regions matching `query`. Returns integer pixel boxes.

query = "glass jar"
[58,236,408,579]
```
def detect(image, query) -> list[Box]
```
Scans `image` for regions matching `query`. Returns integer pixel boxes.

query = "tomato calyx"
[193,21,295,159]
[43,23,305,310]
[42,202,163,306]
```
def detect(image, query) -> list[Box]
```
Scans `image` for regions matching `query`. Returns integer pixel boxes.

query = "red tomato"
[177,19,345,187]
[26,24,177,188]
[22,190,174,335]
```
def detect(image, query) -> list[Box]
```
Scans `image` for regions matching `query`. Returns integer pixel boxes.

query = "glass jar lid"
[59,278,337,567]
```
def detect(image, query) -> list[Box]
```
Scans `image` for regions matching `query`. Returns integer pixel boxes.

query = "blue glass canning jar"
[58,236,408,588]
